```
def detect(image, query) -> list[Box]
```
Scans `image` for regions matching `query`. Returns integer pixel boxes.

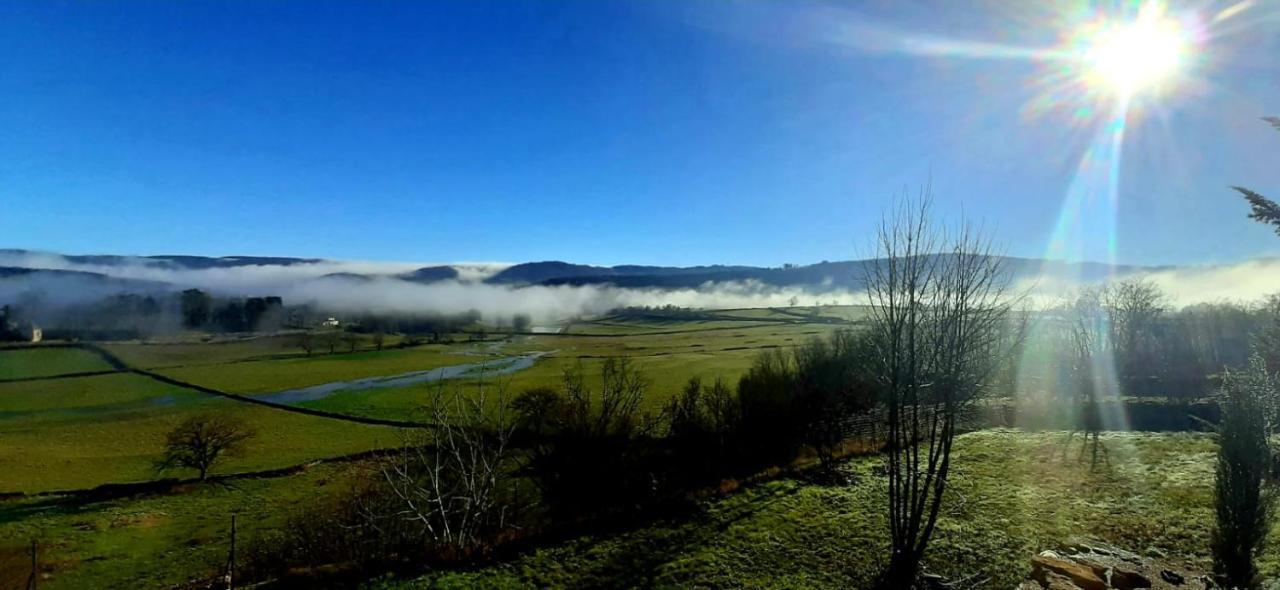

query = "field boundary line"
[131,368,433,428]
[73,343,434,429]
[0,369,123,384]
[0,447,395,501]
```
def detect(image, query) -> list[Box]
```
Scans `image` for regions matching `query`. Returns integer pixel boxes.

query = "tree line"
[179,289,285,333]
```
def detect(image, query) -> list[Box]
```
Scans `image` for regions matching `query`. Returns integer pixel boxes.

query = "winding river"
[258,352,547,405]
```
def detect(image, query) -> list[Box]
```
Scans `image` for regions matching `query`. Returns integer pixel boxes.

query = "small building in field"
[321,317,340,328]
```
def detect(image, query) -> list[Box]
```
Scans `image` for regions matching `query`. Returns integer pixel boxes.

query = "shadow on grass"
[563,482,807,588]
[0,479,249,527]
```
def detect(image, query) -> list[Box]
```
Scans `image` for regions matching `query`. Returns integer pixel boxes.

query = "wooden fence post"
[26,539,36,590]
[225,514,237,590]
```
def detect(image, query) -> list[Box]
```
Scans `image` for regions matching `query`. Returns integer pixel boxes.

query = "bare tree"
[1058,288,1109,466]
[158,415,256,481]
[373,331,386,351]
[378,384,520,558]
[864,196,1016,588]
[297,332,315,357]
[1104,279,1166,395]
[561,357,648,440]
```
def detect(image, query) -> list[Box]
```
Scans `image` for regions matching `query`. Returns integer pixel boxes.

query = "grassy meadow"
[0,306,1240,589]
[0,371,403,493]
[0,430,1234,590]
[153,347,481,395]
[0,309,845,494]
[0,348,114,381]
[390,430,1226,590]
[0,461,372,590]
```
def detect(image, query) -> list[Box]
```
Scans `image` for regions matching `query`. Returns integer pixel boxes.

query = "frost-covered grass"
[387,430,1227,589]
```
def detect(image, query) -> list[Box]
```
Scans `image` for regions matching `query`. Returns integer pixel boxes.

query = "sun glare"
[1080,6,1191,97]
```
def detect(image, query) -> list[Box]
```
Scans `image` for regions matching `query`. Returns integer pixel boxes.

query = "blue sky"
[3,0,1279,267]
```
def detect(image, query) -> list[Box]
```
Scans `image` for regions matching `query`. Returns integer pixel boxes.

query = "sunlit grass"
[154,347,478,395]
[0,461,371,590]
[392,430,1225,589]
[0,373,403,493]
[0,347,114,380]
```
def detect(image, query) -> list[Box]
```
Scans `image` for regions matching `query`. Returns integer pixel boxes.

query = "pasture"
[0,461,369,590]
[153,347,481,395]
[9,306,1223,589]
[0,430,1240,589]
[0,309,849,494]
[0,308,862,587]
[99,332,408,370]
[394,430,1229,589]
[0,371,402,493]
[0,347,114,381]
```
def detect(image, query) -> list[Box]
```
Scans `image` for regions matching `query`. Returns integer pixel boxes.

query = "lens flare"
[1078,4,1192,98]
[1024,2,1208,437]
[816,0,1261,437]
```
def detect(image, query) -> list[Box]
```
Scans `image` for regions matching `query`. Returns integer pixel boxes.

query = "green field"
[0,348,114,381]
[300,348,771,420]
[90,321,842,421]
[391,430,1228,589]
[100,332,408,370]
[0,430,1235,590]
[0,461,371,589]
[297,324,840,419]
[153,347,481,395]
[0,316,836,494]
[0,313,856,588]
[3,310,1234,589]
[0,371,403,493]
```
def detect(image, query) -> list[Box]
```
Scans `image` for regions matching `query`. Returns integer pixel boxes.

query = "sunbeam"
[824,0,1264,439]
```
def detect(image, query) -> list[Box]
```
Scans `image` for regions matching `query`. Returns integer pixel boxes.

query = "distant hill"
[0,249,1168,295]
[398,266,460,283]
[0,266,172,292]
[0,249,322,270]
[484,261,614,284]
[484,261,758,285]
[141,255,323,269]
[320,272,376,282]
[507,257,1154,290]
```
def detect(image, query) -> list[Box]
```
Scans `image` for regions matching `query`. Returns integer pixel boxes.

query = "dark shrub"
[792,330,877,473]
[512,386,562,440]
[664,376,737,487]
[1213,355,1275,588]
[734,348,806,472]
[522,358,660,519]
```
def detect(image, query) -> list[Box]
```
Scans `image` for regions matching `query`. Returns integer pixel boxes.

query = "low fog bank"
[0,249,510,291]
[1015,257,1280,307]
[6,250,1280,327]
[0,257,862,326]
[278,276,861,321]
[1141,259,1280,305]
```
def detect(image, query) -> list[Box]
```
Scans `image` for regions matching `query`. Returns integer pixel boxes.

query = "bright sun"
[1082,6,1191,97]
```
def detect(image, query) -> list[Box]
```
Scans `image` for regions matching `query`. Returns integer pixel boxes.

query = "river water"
[258,353,546,405]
